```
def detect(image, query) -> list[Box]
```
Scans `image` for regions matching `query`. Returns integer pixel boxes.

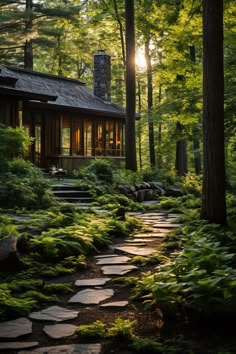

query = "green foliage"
[43,283,74,295]
[0,159,54,209]
[20,290,58,303]
[76,321,107,339]
[113,169,142,186]
[0,286,36,319]
[40,265,75,277]
[134,220,236,318]
[0,223,19,240]
[131,337,163,353]
[0,126,31,171]
[8,279,43,292]
[107,318,137,340]
[95,193,144,211]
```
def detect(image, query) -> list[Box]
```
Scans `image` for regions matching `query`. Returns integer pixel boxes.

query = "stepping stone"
[100,301,128,308]
[43,324,77,339]
[134,233,166,238]
[29,306,79,322]
[130,238,157,243]
[153,223,181,228]
[0,342,38,350]
[138,213,165,217]
[94,254,117,259]
[96,256,130,265]
[68,289,114,304]
[75,278,111,287]
[125,240,148,245]
[101,265,138,275]
[0,318,32,338]
[114,246,155,256]
[19,343,102,354]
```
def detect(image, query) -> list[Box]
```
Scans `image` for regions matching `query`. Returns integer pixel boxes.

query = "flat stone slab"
[131,238,156,243]
[153,223,181,228]
[114,246,155,256]
[68,289,114,304]
[0,318,32,338]
[43,324,77,339]
[100,301,129,308]
[134,233,166,238]
[138,213,165,217]
[101,265,138,275]
[19,343,102,354]
[0,342,38,350]
[75,278,111,287]
[29,306,79,322]
[96,256,130,265]
[94,254,118,259]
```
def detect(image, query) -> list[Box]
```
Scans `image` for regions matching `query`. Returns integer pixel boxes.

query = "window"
[72,119,82,155]
[95,122,104,155]
[61,117,71,155]
[84,120,92,156]
[105,121,114,156]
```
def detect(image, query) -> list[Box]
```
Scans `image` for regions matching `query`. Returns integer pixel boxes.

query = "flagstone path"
[0,211,180,353]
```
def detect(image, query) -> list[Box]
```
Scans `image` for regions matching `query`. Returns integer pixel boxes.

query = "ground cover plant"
[133,194,236,321]
[0,205,139,320]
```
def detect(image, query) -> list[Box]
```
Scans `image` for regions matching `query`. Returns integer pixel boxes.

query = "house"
[0,50,126,170]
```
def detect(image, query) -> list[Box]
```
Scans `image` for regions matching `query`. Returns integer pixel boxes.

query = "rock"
[95,254,118,258]
[101,265,138,275]
[117,185,131,194]
[75,278,111,287]
[0,236,23,271]
[96,256,130,265]
[137,189,146,202]
[68,289,114,304]
[100,301,128,308]
[115,207,126,220]
[19,343,102,354]
[29,306,79,322]
[0,342,38,350]
[114,246,155,256]
[166,186,184,197]
[43,324,77,339]
[144,189,154,200]
[0,318,32,338]
[148,181,164,189]
[153,223,181,228]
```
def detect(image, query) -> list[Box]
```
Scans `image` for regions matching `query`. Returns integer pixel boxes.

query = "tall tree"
[145,37,156,167]
[125,0,137,171]
[201,0,226,224]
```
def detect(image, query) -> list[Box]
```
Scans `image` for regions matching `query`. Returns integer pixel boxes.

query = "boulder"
[0,236,23,271]
[144,189,154,201]
[166,186,184,197]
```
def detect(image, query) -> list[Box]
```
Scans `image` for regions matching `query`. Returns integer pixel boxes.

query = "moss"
[40,265,75,277]
[20,290,58,302]
[76,321,107,339]
[44,283,74,295]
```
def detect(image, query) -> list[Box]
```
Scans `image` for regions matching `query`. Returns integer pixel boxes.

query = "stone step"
[53,190,92,198]
[57,197,94,203]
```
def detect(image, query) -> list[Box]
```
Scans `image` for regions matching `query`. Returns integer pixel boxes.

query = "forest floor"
[1,209,236,354]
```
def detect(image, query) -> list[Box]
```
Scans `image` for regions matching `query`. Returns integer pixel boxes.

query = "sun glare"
[136,48,147,69]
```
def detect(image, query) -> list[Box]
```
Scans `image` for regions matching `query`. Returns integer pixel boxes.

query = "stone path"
[0,211,180,353]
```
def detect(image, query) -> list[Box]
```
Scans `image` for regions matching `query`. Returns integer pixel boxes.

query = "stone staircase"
[52,185,94,203]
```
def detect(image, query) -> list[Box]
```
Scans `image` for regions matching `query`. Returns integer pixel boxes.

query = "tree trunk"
[190,45,201,174]
[24,0,33,70]
[157,85,162,169]
[137,78,142,170]
[193,126,201,175]
[175,122,188,176]
[145,38,155,168]
[201,0,226,224]
[113,0,126,71]
[125,0,137,171]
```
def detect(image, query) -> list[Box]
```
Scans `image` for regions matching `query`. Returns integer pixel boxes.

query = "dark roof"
[0,66,126,118]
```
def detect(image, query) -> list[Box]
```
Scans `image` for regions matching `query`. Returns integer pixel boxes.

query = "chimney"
[93,49,111,101]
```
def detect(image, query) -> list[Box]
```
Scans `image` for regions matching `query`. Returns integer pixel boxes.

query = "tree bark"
[157,85,162,169]
[125,0,137,171]
[175,122,188,176]
[190,45,201,174]
[113,0,126,71]
[24,0,33,69]
[201,0,226,224]
[145,38,155,168]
